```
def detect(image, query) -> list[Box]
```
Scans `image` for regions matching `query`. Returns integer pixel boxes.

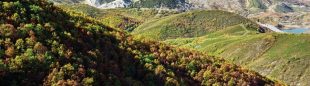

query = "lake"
[281,28,309,34]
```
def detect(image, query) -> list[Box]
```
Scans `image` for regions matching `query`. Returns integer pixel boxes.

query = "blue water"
[281,28,309,34]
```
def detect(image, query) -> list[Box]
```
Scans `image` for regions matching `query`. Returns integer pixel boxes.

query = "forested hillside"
[0,0,283,86]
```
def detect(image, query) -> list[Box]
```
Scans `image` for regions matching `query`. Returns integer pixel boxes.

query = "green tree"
[2,2,13,10]
[15,39,25,51]
[29,5,42,13]
[82,77,94,86]
[228,78,235,86]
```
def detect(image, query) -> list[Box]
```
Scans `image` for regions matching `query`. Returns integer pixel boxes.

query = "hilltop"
[132,10,258,40]
[0,0,281,85]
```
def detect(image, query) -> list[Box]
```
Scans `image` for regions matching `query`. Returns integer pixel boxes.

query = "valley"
[1,0,310,86]
[50,0,310,31]
[59,4,310,85]
[52,1,310,85]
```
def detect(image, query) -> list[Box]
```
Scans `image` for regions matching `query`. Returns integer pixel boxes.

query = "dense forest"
[0,0,283,85]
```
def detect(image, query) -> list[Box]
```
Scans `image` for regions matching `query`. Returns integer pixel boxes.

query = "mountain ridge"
[50,0,310,13]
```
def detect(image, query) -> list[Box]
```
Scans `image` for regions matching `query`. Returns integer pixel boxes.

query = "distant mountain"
[50,0,310,13]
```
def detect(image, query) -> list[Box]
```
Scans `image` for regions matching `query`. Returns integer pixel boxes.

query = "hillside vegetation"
[132,9,310,85]
[132,10,258,40]
[0,0,282,85]
[166,33,310,86]
[59,4,178,31]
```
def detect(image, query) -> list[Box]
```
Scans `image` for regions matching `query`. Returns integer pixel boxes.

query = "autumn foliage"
[0,0,283,86]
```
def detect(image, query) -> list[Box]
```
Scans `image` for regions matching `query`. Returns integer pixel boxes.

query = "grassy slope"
[166,23,310,86]
[132,9,310,85]
[165,28,310,86]
[165,24,261,56]
[219,33,310,86]
[0,0,281,85]
[246,34,310,86]
[161,19,310,86]
[132,10,258,40]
